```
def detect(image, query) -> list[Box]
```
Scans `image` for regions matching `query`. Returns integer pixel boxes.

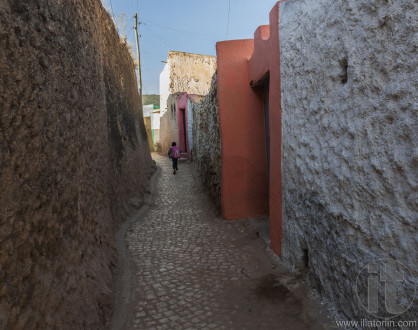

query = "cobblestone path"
[125,153,330,330]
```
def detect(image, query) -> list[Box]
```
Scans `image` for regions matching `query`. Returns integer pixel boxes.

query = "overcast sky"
[102,0,278,94]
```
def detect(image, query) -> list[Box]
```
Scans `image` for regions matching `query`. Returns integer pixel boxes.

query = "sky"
[101,0,279,94]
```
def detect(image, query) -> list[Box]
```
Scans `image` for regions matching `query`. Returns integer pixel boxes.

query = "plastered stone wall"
[159,93,180,155]
[160,51,216,114]
[279,0,417,321]
[168,51,216,97]
[191,73,222,208]
[0,0,153,328]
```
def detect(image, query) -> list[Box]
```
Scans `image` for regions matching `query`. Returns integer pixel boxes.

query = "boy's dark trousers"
[172,158,178,170]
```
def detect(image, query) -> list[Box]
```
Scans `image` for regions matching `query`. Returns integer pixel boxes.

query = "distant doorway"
[178,108,187,153]
[182,109,187,153]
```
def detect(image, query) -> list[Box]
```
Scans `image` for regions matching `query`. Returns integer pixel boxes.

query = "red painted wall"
[217,40,269,220]
[176,93,202,159]
[248,2,283,255]
[216,2,283,255]
[177,93,189,157]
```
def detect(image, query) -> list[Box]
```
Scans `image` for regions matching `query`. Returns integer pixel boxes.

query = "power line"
[141,21,216,42]
[109,0,116,20]
[134,13,142,95]
[226,0,231,39]
[142,24,169,46]
[142,21,214,39]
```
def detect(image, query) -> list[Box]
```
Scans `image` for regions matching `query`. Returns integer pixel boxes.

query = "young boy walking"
[168,142,182,174]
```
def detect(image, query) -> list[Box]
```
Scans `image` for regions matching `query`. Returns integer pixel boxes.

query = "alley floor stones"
[123,153,331,330]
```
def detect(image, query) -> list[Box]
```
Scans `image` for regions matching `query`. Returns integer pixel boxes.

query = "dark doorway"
[263,81,270,187]
[251,74,270,187]
[182,109,187,153]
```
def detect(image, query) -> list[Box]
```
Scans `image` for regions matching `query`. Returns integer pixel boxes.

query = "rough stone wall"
[160,52,216,114]
[168,51,216,96]
[279,0,417,321]
[191,73,221,208]
[159,93,180,155]
[0,1,153,329]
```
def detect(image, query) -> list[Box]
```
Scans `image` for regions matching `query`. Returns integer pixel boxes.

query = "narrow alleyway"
[122,153,331,330]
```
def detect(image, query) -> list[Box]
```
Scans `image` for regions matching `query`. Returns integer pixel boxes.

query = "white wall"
[279,0,417,321]
[159,62,170,116]
[151,112,160,130]
[142,104,154,118]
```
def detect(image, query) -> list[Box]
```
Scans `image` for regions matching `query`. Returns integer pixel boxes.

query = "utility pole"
[134,13,142,100]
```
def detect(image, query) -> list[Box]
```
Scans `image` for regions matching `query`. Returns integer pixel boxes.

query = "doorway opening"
[251,73,270,199]
[178,108,187,153]
[262,80,270,191]
[248,74,271,243]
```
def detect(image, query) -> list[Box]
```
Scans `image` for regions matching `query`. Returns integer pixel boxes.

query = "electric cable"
[141,21,216,42]
[141,23,169,45]
[109,0,116,20]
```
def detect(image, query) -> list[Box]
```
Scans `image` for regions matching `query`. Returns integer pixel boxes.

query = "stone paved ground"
[125,153,331,330]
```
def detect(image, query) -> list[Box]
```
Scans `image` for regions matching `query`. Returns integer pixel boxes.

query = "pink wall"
[216,2,284,255]
[217,40,269,221]
[176,93,200,159]
[177,93,189,157]
[248,2,283,255]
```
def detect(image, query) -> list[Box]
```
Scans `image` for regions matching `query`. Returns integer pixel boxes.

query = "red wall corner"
[216,40,269,221]
[248,1,283,256]
[216,1,284,256]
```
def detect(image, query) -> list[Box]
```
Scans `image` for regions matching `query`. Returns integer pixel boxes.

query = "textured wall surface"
[168,51,216,97]
[216,40,270,220]
[279,0,417,321]
[191,73,222,208]
[160,51,216,115]
[159,93,180,155]
[0,0,153,328]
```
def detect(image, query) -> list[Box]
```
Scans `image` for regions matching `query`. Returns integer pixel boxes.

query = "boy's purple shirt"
[168,147,182,158]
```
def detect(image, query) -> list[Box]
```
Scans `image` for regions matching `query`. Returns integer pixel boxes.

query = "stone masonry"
[159,51,216,114]
[159,93,180,155]
[0,0,153,328]
[279,0,417,321]
[190,72,222,208]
